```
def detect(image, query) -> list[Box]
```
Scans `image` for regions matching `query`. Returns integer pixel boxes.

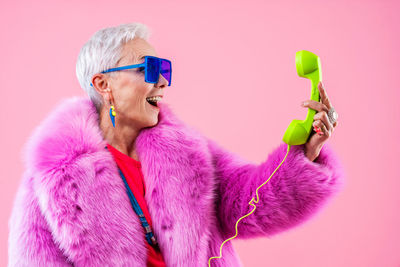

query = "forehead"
[119,38,158,64]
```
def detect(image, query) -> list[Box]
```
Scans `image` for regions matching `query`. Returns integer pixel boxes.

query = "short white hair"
[76,22,151,111]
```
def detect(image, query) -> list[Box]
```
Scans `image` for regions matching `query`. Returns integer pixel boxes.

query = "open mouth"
[147,100,157,107]
[146,96,162,108]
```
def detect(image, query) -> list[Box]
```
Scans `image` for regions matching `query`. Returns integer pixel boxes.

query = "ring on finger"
[328,107,338,124]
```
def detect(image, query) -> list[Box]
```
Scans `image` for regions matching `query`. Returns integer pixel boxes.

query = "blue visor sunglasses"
[90,55,172,87]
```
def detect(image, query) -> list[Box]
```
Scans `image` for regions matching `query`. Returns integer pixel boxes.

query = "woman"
[8,23,344,266]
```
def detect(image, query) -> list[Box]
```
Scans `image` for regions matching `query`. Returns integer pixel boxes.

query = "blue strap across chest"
[105,146,157,247]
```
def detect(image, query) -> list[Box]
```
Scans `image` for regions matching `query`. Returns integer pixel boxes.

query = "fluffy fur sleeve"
[8,170,73,267]
[207,139,345,239]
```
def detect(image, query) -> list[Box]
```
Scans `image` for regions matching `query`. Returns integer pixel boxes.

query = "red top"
[106,144,166,267]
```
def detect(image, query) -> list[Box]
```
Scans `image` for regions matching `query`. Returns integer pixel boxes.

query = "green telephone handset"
[208,50,323,267]
[283,50,322,145]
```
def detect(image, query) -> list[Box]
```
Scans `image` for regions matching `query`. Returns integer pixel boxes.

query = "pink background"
[1,0,399,266]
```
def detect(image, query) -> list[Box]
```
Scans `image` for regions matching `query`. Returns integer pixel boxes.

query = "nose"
[156,73,169,88]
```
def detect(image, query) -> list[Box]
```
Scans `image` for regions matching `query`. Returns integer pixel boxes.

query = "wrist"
[304,143,321,162]
[305,150,317,162]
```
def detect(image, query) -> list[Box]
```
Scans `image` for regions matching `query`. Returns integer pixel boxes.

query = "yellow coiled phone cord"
[208,144,291,266]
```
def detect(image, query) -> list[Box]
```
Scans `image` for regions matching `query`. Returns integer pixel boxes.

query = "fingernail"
[301,101,307,106]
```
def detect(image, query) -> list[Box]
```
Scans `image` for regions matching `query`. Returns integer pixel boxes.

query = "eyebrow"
[138,55,157,63]
[138,55,147,63]
[140,55,158,60]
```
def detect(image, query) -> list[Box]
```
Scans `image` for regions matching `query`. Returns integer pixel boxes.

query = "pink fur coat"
[8,96,345,266]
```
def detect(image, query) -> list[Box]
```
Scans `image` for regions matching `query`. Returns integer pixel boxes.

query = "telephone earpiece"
[282,50,322,145]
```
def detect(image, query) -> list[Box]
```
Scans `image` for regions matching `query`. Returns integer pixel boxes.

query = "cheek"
[116,77,153,112]
[122,83,147,102]
[128,87,151,111]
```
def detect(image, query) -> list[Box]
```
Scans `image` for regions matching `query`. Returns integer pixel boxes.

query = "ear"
[91,73,110,98]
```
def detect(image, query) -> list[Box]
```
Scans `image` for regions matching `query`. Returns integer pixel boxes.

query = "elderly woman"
[8,23,344,267]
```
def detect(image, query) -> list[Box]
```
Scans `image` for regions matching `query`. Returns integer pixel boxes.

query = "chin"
[146,116,159,128]
[141,104,159,128]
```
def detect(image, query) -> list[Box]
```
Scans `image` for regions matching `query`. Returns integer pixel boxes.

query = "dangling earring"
[109,100,116,128]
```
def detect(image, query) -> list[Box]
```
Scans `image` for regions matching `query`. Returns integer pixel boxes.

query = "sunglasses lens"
[160,60,172,86]
[146,57,160,83]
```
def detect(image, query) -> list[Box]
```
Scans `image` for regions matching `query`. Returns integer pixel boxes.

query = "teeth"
[146,96,162,102]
